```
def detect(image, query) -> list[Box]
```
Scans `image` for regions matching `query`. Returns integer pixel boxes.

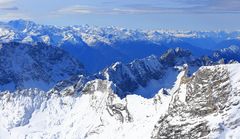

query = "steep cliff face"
[152,64,240,139]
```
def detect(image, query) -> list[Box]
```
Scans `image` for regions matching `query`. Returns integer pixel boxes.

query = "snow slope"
[1,64,240,139]
[0,80,172,139]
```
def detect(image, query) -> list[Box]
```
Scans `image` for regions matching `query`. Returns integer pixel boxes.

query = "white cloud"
[112,8,179,14]
[0,0,15,6]
[55,0,240,16]
[56,5,94,14]
[55,5,172,15]
[0,0,29,21]
[112,8,151,14]
[0,0,19,11]
[0,12,30,20]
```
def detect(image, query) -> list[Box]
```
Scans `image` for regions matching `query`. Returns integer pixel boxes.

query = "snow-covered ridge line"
[1,19,240,47]
[1,19,240,73]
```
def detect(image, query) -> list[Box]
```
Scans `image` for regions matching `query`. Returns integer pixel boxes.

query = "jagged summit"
[97,48,201,98]
[161,47,192,59]
[160,47,192,66]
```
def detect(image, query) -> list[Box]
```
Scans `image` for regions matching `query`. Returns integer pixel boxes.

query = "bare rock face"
[152,65,233,139]
[82,79,133,123]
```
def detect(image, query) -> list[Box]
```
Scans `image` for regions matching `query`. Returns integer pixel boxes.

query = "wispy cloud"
[119,0,240,14]
[54,5,120,15]
[171,0,240,13]
[0,0,19,11]
[55,0,240,15]
[0,6,18,11]
[54,5,180,15]
[57,5,93,14]
[0,12,30,20]
[0,0,15,5]
[0,0,30,20]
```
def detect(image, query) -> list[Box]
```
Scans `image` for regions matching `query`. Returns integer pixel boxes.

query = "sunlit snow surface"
[0,85,172,139]
[0,64,240,139]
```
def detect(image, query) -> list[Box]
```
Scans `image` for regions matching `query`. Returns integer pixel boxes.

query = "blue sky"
[0,0,240,30]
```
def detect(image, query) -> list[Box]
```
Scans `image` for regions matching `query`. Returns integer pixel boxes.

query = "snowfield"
[1,64,240,139]
[0,83,171,139]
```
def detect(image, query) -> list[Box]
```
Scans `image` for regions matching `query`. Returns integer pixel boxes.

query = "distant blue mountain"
[0,19,240,73]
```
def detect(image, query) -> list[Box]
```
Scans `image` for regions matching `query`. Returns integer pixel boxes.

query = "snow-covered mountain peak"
[1,64,240,138]
[160,47,193,67]
[7,19,37,32]
[160,47,192,60]
[222,45,240,53]
[213,45,240,62]
[98,48,202,98]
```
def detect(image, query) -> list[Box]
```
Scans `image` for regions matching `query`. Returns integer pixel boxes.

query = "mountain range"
[1,20,240,139]
[1,19,240,73]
